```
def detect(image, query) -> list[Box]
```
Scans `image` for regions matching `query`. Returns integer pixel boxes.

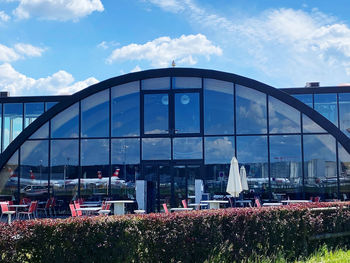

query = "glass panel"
[173,137,202,159]
[81,90,109,137]
[338,143,350,199]
[175,92,200,134]
[314,93,338,125]
[159,165,171,210]
[112,81,140,137]
[303,114,326,133]
[46,102,57,111]
[236,85,267,134]
[270,135,302,198]
[51,103,79,138]
[111,138,140,200]
[0,151,19,201]
[29,122,49,139]
[339,93,350,137]
[269,96,300,133]
[142,77,170,90]
[174,165,186,207]
[0,105,2,152]
[303,135,336,199]
[204,164,230,196]
[20,140,49,199]
[142,138,171,160]
[187,165,200,200]
[4,103,23,150]
[237,136,268,198]
[204,136,234,164]
[173,77,201,89]
[144,94,169,134]
[204,79,234,135]
[292,94,313,108]
[24,103,44,128]
[51,140,79,211]
[81,139,109,199]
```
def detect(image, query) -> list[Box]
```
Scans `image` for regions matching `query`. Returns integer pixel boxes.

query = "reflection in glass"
[236,85,267,134]
[112,82,140,137]
[24,103,44,128]
[204,79,234,135]
[144,94,169,134]
[20,140,49,199]
[269,96,300,133]
[4,103,23,150]
[174,166,186,207]
[0,151,19,200]
[142,138,171,160]
[81,90,109,137]
[237,136,268,197]
[303,135,336,199]
[51,103,79,138]
[204,136,234,164]
[175,93,200,133]
[338,143,350,197]
[292,94,313,108]
[45,102,57,111]
[81,139,109,199]
[302,114,326,133]
[51,140,79,206]
[270,135,302,197]
[173,137,202,159]
[29,122,49,139]
[339,93,350,137]
[173,77,201,89]
[314,94,338,125]
[204,164,230,196]
[142,77,170,90]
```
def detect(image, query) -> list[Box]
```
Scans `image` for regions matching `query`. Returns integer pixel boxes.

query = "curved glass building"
[0,68,349,212]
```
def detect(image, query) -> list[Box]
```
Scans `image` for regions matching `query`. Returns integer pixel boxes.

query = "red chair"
[69,204,77,217]
[50,197,56,216]
[37,199,51,217]
[8,201,15,211]
[74,203,83,216]
[162,203,169,214]
[20,198,31,205]
[314,196,320,202]
[19,201,37,220]
[1,203,16,223]
[254,197,261,208]
[181,199,188,208]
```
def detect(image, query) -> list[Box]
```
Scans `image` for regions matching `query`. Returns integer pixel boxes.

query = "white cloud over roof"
[0,10,10,22]
[13,0,104,21]
[0,63,99,96]
[0,43,45,62]
[106,34,222,67]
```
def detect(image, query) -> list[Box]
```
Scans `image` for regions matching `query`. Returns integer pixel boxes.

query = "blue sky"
[0,0,350,96]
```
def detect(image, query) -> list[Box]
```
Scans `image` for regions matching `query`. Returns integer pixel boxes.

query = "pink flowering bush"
[1,202,350,262]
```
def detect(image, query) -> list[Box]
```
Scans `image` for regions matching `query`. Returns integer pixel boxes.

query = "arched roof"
[1,67,350,168]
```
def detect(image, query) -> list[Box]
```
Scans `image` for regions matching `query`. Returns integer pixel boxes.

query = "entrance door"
[142,162,171,213]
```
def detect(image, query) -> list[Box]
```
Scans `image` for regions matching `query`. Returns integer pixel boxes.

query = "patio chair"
[254,197,261,208]
[69,204,77,217]
[162,203,169,214]
[97,202,111,216]
[181,199,188,208]
[50,197,56,217]
[37,199,51,217]
[314,196,320,202]
[74,203,83,216]
[1,203,16,223]
[18,201,38,220]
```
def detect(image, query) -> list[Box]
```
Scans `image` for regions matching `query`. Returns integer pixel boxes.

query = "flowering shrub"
[1,202,350,263]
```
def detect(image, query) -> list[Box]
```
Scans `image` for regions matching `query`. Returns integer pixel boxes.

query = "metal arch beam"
[1,67,350,170]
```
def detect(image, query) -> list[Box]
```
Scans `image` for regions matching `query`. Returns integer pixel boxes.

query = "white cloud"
[0,43,45,62]
[130,65,141,72]
[107,34,222,67]
[13,0,104,21]
[146,0,350,86]
[97,41,108,49]
[0,10,10,22]
[0,63,99,96]
[97,40,119,50]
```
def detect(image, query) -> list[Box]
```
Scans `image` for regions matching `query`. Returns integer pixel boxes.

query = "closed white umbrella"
[226,157,242,197]
[240,166,249,191]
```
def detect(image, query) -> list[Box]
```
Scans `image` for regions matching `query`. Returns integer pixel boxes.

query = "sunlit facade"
[0,68,349,212]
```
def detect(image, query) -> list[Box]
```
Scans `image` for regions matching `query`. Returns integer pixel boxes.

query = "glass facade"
[0,73,349,213]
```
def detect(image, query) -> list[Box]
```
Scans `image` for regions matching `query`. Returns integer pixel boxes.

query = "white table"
[8,204,29,219]
[201,200,228,209]
[80,203,101,207]
[106,200,135,215]
[235,200,252,207]
[262,202,283,207]
[281,200,311,204]
[188,203,208,208]
[170,208,193,212]
[75,207,102,216]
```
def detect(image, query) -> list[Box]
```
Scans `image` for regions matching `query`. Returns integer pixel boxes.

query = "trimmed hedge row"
[1,202,350,263]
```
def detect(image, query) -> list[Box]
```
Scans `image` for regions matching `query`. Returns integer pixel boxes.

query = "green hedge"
[1,202,350,263]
